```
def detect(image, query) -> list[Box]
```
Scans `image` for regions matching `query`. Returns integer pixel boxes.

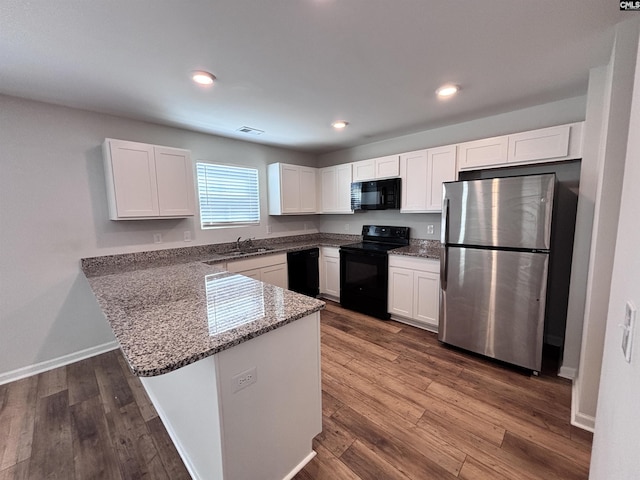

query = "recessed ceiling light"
[436,84,460,98]
[332,121,349,129]
[191,71,216,86]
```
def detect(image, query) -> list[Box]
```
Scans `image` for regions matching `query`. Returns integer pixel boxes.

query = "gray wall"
[0,95,319,379]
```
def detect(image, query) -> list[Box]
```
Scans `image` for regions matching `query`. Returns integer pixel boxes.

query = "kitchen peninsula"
[82,250,326,480]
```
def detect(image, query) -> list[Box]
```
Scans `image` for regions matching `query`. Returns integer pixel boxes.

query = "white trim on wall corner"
[0,341,119,386]
[571,380,596,432]
[558,365,577,380]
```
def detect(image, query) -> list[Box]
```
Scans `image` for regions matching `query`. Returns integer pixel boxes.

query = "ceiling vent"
[236,126,264,136]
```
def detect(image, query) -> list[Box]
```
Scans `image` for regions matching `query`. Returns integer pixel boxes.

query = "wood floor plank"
[28,390,74,479]
[94,350,135,415]
[340,439,412,480]
[116,353,158,422]
[36,366,67,398]
[501,431,590,480]
[426,381,592,466]
[70,395,122,480]
[322,324,399,362]
[458,455,514,480]
[293,443,362,480]
[0,375,37,470]
[314,414,356,457]
[146,416,190,479]
[321,341,355,366]
[417,409,544,480]
[321,390,343,418]
[104,401,169,480]
[323,356,425,423]
[0,460,29,480]
[331,405,459,479]
[67,354,100,406]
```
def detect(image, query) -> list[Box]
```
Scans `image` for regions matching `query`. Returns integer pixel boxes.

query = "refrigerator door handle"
[440,245,448,290]
[442,198,450,244]
[441,197,450,289]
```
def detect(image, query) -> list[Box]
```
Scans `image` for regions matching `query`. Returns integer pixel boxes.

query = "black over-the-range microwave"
[350,178,401,211]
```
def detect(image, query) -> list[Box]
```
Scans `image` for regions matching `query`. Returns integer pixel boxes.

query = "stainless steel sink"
[227,246,274,256]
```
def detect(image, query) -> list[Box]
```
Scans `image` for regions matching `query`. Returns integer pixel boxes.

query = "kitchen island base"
[140,312,322,480]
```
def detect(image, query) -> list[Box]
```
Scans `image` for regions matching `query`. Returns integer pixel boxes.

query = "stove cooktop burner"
[340,242,402,253]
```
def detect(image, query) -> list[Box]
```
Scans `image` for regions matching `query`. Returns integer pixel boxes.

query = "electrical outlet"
[183,231,192,242]
[153,233,162,244]
[304,222,308,231]
[344,223,350,232]
[427,224,435,235]
[232,367,257,393]
[266,225,273,234]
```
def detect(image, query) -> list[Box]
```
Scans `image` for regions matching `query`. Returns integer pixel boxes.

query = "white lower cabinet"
[319,247,340,300]
[388,255,440,332]
[226,253,288,289]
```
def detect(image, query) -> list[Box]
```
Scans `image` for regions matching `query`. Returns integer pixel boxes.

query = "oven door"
[340,249,390,319]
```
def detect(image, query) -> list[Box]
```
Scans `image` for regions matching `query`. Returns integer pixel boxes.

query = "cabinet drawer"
[388,255,439,273]
[226,253,287,273]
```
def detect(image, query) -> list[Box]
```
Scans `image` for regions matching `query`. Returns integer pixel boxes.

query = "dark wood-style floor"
[0,302,592,479]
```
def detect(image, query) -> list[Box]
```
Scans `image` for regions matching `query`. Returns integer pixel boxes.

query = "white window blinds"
[196,163,260,228]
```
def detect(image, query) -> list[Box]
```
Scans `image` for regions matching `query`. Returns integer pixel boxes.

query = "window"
[196,163,260,228]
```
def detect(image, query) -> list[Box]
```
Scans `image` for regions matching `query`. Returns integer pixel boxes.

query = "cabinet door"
[352,159,375,182]
[507,125,570,164]
[400,150,428,212]
[154,146,195,216]
[458,136,508,170]
[107,139,159,218]
[375,155,400,179]
[388,267,414,318]
[320,247,340,298]
[280,164,301,214]
[261,264,288,289]
[335,163,353,213]
[426,145,457,212]
[320,167,337,213]
[414,271,439,329]
[236,267,261,281]
[299,167,317,213]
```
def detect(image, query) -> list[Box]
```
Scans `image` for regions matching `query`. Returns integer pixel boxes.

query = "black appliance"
[340,225,410,319]
[351,178,401,211]
[287,248,319,297]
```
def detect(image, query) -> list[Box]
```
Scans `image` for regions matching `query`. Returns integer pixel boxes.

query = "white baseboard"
[283,451,317,480]
[0,341,119,386]
[558,365,577,380]
[390,315,438,334]
[571,378,596,432]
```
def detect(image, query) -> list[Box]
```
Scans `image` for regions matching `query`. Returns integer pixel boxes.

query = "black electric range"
[340,225,410,319]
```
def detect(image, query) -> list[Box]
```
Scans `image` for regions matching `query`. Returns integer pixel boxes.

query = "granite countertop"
[389,240,441,259]
[81,233,440,377]
[86,261,325,377]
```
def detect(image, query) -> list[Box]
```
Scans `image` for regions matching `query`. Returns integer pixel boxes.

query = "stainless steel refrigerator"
[439,173,556,372]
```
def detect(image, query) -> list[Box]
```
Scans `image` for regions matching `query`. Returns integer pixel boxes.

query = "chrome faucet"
[236,237,254,251]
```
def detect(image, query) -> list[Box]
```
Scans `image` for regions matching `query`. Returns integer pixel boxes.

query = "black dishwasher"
[287,248,319,297]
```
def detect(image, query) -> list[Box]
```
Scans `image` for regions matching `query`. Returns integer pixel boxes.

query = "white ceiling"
[0,1,629,153]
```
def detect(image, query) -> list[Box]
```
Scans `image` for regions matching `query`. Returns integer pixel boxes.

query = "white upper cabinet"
[458,122,583,172]
[457,135,509,171]
[103,138,195,220]
[352,155,400,181]
[400,145,456,213]
[507,124,571,164]
[426,145,457,211]
[400,149,428,212]
[319,163,353,214]
[268,163,318,215]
